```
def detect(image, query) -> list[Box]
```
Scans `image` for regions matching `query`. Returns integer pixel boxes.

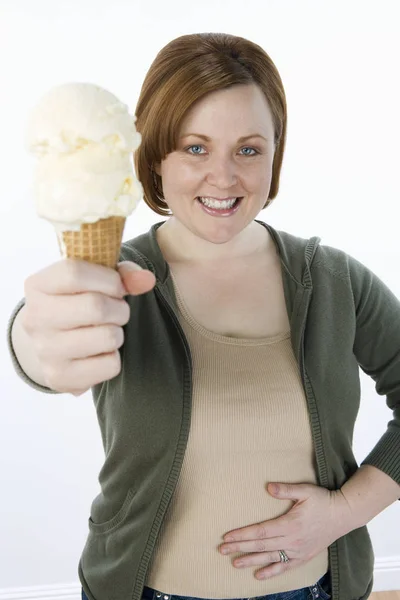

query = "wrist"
[332,488,358,537]
[339,465,400,531]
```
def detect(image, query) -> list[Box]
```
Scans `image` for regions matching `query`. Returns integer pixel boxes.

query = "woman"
[8,32,400,600]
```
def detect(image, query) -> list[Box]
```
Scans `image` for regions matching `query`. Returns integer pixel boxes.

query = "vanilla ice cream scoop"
[26,82,142,232]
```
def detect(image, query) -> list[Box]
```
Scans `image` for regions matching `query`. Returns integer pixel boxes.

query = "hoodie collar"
[126,219,321,290]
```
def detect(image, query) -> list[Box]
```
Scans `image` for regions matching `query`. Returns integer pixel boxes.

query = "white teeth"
[198,197,238,209]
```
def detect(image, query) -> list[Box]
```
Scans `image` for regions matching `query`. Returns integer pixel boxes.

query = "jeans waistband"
[141,571,331,600]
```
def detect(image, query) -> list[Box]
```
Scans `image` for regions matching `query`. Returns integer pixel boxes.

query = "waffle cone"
[57,216,126,269]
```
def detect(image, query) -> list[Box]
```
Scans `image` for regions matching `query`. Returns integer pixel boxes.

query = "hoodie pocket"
[88,487,137,535]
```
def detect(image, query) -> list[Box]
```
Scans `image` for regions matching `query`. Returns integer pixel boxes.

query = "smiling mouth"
[196,196,244,215]
[197,196,243,208]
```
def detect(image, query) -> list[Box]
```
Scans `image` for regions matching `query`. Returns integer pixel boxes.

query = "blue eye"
[185,145,259,156]
[187,145,205,155]
[241,147,257,156]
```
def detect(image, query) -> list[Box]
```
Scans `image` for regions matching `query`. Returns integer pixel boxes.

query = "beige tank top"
[145,276,328,598]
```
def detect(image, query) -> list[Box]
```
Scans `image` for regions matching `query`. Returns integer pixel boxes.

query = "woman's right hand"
[20,259,156,396]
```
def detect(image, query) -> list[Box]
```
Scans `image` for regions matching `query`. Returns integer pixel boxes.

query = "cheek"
[165,164,203,189]
[243,167,271,191]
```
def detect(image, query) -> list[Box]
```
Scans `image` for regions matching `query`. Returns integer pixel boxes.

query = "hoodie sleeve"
[349,254,400,493]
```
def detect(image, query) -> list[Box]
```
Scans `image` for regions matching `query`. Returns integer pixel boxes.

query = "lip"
[197,196,240,201]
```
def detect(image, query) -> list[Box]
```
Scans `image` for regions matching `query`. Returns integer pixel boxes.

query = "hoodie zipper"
[133,286,193,600]
[298,311,338,600]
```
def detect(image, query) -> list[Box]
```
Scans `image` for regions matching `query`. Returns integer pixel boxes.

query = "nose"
[205,154,238,190]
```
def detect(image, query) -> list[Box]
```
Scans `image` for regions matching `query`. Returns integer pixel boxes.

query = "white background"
[0,0,399,594]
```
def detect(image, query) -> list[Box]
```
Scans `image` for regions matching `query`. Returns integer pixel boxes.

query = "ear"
[153,162,162,176]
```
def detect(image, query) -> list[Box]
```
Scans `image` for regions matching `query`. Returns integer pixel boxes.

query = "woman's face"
[156,83,276,246]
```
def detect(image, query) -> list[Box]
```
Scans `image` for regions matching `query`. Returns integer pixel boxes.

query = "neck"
[156,217,270,265]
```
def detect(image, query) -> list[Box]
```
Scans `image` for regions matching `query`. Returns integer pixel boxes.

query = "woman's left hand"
[219,482,353,580]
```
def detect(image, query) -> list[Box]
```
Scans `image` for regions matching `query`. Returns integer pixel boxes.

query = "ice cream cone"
[27,84,142,259]
[57,216,126,269]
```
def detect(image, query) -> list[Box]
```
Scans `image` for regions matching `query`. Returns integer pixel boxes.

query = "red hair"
[134,32,287,216]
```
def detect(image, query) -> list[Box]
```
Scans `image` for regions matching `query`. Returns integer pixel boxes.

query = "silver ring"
[279,550,290,563]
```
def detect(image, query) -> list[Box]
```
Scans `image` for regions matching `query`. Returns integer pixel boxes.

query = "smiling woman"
[133,32,287,218]
[8,29,400,600]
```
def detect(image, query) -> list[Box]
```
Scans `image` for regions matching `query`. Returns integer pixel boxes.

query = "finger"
[44,352,121,391]
[37,325,125,361]
[268,482,311,501]
[70,352,122,389]
[25,259,127,298]
[232,551,284,569]
[225,519,287,542]
[221,536,286,555]
[118,261,156,296]
[254,558,299,580]
[30,292,130,330]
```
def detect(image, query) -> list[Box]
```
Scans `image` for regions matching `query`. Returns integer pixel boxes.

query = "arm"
[349,253,400,495]
[339,464,400,534]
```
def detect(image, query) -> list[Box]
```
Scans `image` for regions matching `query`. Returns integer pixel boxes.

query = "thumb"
[117,261,156,296]
[267,482,310,500]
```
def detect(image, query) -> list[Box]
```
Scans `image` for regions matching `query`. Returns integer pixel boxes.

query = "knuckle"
[89,294,107,322]
[116,326,125,348]
[107,350,121,379]
[22,308,44,337]
[63,259,82,286]
[43,363,64,390]
[112,272,126,297]
[105,326,124,350]
[256,525,267,539]
[119,300,130,325]
[256,540,266,553]
[293,537,303,549]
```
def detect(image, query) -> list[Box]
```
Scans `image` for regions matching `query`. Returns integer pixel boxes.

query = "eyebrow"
[179,133,269,143]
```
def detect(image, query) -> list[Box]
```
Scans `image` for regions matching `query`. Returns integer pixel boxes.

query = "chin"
[196,223,245,245]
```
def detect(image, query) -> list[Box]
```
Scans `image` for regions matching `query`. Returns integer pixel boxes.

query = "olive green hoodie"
[7,220,400,600]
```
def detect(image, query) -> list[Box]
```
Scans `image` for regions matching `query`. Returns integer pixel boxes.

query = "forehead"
[180,84,274,135]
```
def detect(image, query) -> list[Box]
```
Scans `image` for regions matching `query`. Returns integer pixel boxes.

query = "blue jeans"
[82,571,332,600]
